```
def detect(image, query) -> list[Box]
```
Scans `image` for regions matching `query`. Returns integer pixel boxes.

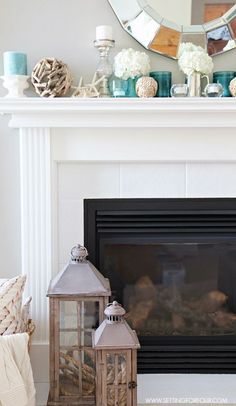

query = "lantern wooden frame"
[47,245,111,406]
[93,302,140,406]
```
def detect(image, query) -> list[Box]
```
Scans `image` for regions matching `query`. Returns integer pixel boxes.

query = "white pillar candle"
[96,25,113,41]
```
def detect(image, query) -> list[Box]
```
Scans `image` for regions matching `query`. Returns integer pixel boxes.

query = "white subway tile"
[187,163,236,197]
[120,163,186,198]
[58,162,120,199]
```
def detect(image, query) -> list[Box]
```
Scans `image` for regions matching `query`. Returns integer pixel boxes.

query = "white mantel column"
[20,127,52,342]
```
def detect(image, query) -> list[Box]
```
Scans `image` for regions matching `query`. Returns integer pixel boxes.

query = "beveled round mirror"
[108,0,236,59]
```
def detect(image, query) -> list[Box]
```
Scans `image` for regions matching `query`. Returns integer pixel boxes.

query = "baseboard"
[30,342,49,383]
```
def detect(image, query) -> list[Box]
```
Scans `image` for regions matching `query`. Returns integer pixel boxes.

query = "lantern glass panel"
[59,349,95,396]
[59,349,80,396]
[106,353,128,406]
[118,354,127,384]
[58,300,99,399]
[107,387,115,406]
[107,353,115,384]
[60,301,77,329]
[84,301,100,329]
[118,387,128,406]
[59,349,95,397]
[60,331,78,347]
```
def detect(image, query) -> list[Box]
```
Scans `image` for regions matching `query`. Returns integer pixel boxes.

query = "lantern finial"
[104,301,126,323]
[71,244,88,262]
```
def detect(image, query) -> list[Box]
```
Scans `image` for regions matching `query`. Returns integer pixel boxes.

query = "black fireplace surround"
[84,198,236,374]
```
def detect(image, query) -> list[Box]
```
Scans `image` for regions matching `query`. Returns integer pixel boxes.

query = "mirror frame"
[108,0,236,59]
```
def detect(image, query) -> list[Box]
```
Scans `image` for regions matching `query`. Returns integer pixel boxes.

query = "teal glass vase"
[109,76,140,97]
[126,76,139,97]
[150,71,172,97]
[109,75,128,97]
[213,71,236,97]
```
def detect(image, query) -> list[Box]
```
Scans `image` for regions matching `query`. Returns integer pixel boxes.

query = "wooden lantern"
[93,301,140,406]
[47,245,111,405]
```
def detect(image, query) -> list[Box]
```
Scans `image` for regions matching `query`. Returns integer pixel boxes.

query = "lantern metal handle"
[104,301,126,321]
[71,244,88,262]
[128,381,137,389]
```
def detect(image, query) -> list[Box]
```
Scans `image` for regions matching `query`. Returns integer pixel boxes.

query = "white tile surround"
[1,98,236,405]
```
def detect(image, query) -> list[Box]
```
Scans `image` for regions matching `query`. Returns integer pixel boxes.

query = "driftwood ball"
[31,57,72,97]
[136,76,158,98]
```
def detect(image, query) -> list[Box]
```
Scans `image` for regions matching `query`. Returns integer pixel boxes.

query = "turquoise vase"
[109,75,128,97]
[213,71,236,97]
[126,77,139,97]
[109,76,139,97]
[150,71,172,97]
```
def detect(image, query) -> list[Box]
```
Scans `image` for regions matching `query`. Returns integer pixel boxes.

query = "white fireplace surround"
[1,97,236,405]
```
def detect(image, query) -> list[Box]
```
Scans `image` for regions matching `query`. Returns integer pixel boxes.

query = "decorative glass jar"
[47,245,111,405]
[109,75,128,97]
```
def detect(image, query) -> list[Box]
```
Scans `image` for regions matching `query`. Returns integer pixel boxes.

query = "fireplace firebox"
[84,198,236,374]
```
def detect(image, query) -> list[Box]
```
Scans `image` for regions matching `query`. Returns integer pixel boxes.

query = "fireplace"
[84,198,236,374]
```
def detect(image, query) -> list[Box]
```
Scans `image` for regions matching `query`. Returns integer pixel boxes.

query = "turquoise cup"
[213,71,236,97]
[150,71,172,97]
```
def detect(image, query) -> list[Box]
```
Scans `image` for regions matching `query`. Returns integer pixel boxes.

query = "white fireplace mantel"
[1,97,236,128]
[2,97,236,404]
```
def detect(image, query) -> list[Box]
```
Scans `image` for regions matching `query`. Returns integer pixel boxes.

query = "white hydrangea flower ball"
[114,48,151,80]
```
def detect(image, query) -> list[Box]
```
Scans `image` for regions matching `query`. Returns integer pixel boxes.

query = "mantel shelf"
[1,97,236,128]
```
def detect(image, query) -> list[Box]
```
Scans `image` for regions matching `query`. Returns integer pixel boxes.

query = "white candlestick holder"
[1,75,30,98]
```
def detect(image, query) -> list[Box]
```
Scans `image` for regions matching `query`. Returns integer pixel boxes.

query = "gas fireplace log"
[187,290,228,313]
[126,276,235,336]
[211,310,236,329]
[171,313,186,331]
[134,276,156,301]
[126,276,156,330]
[126,299,156,330]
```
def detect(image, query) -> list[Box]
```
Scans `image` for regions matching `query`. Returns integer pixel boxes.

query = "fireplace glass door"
[101,242,236,338]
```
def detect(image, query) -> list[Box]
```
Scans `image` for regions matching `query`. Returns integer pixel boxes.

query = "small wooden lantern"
[93,301,140,406]
[47,245,111,406]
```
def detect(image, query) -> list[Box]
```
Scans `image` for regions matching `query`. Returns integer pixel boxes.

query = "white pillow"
[0,275,26,335]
